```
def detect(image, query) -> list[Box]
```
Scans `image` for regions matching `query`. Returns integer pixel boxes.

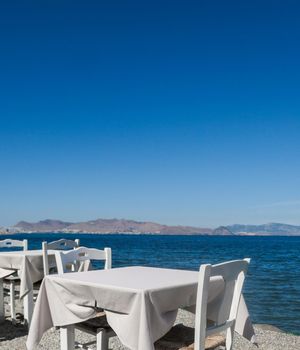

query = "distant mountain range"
[3,218,299,236]
[226,223,300,236]
[12,218,212,235]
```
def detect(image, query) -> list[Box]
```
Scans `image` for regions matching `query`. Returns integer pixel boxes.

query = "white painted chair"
[155,258,250,350]
[55,247,114,350]
[42,238,80,276]
[0,239,28,250]
[0,239,28,322]
[55,246,111,274]
[28,239,81,321]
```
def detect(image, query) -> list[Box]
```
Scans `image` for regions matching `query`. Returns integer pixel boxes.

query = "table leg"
[0,278,4,322]
[60,325,75,350]
[24,290,34,327]
[10,281,16,322]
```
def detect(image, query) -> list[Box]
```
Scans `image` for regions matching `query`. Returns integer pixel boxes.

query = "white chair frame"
[194,258,250,350]
[42,238,80,276]
[0,239,28,250]
[0,239,28,322]
[55,246,111,274]
[55,246,113,350]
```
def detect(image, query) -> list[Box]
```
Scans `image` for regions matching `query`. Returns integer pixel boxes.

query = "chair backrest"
[42,238,80,276]
[55,246,112,274]
[0,239,28,251]
[44,238,80,250]
[194,258,250,350]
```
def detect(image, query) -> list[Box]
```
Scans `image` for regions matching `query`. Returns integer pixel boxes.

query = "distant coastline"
[1,218,300,236]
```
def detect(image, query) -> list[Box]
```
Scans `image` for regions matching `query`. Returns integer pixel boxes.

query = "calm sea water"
[1,233,299,335]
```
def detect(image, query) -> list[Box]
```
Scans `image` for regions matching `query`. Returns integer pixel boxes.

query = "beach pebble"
[0,308,299,350]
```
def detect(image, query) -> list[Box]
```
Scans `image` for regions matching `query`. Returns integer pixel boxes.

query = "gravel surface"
[0,299,299,350]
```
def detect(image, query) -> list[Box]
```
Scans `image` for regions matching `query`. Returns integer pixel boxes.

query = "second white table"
[0,249,57,325]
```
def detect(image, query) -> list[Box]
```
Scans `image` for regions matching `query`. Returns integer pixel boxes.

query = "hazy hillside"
[227,223,300,236]
[14,218,213,235]
[15,219,72,231]
[10,219,300,236]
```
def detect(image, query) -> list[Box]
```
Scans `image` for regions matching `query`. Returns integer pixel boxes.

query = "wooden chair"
[55,247,114,350]
[155,258,250,350]
[0,239,28,322]
[30,239,81,315]
[42,238,80,276]
[0,239,28,250]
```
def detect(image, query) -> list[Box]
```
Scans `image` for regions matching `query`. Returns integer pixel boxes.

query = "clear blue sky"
[1,1,300,227]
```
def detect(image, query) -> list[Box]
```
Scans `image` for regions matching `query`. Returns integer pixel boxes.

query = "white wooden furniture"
[0,239,28,322]
[55,246,111,274]
[42,238,80,276]
[0,249,57,325]
[55,247,113,350]
[0,239,28,250]
[27,266,255,350]
[155,259,250,350]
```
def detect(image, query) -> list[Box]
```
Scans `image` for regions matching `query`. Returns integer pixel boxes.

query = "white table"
[0,249,57,325]
[27,266,255,350]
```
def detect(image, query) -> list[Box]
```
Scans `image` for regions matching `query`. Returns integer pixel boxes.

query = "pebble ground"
[1,307,299,350]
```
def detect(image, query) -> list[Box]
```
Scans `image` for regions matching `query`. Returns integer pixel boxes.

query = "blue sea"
[1,233,299,335]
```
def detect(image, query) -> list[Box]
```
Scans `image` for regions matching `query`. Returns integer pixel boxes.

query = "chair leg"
[10,281,16,322]
[226,324,234,350]
[60,325,75,350]
[0,278,4,322]
[96,328,108,350]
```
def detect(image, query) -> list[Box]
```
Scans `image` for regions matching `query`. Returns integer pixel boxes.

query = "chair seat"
[4,275,21,282]
[76,311,112,334]
[155,324,225,350]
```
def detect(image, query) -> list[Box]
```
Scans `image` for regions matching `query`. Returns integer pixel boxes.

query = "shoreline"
[1,231,300,236]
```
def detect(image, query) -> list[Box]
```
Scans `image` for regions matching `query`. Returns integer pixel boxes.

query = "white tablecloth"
[27,266,255,350]
[0,250,56,298]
